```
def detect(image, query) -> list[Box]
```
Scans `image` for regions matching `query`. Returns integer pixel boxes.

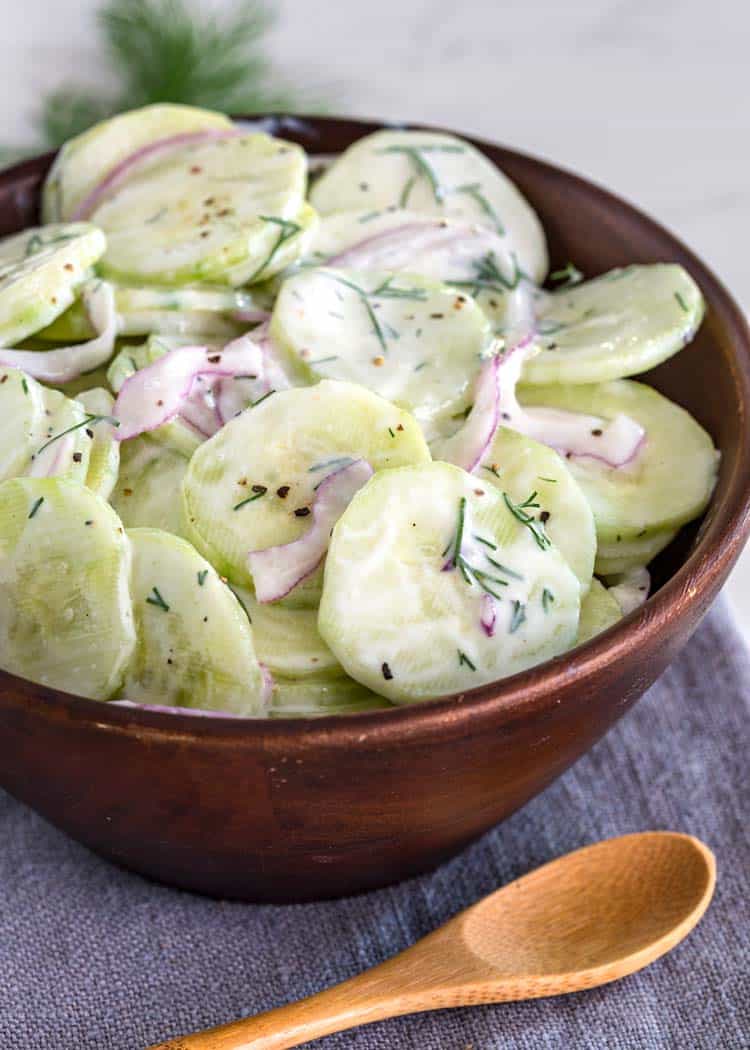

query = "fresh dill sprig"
[549,262,584,288]
[28,496,45,520]
[503,491,552,551]
[32,414,120,460]
[378,144,464,205]
[454,182,505,234]
[32,0,316,151]
[246,216,302,283]
[458,649,476,671]
[509,600,527,634]
[452,252,525,298]
[146,586,170,612]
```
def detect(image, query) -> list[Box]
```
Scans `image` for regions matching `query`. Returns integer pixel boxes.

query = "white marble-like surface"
[2,0,749,630]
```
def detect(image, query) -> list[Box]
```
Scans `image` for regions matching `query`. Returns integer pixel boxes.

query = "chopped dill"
[146,586,170,612]
[28,496,44,519]
[458,649,476,671]
[32,413,120,459]
[503,491,552,551]
[509,600,527,633]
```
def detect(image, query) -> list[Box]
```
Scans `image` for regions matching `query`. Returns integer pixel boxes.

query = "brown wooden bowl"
[0,116,748,903]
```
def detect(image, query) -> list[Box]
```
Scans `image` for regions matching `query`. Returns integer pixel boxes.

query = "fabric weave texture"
[1,599,748,1049]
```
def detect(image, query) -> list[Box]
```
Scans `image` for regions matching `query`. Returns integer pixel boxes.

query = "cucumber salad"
[0,105,719,717]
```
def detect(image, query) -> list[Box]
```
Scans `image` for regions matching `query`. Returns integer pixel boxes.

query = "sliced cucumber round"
[183,380,431,594]
[39,300,243,343]
[91,134,310,286]
[477,426,596,592]
[0,368,47,481]
[270,675,391,718]
[518,380,719,541]
[576,579,622,645]
[525,265,705,385]
[110,436,189,538]
[42,103,234,222]
[30,387,92,483]
[0,477,135,699]
[36,280,258,342]
[123,528,266,714]
[594,527,677,576]
[270,267,490,437]
[309,130,548,281]
[232,586,342,679]
[318,462,580,703]
[76,388,119,499]
[0,223,105,344]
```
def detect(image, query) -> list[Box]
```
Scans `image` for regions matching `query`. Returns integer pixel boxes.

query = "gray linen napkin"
[1,597,748,1050]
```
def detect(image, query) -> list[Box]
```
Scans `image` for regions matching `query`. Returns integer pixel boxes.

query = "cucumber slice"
[594,527,677,576]
[39,301,243,343]
[30,387,92,483]
[309,208,429,262]
[270,675,391,718]
[110,437,189,538]
[0,368,47,481]
[524,265,705,385]
[232,586,342,679]
[90,134,310,286]
[478,427,596,593]
[0,224,106,344]
[76,388,119,499]
[576,579,622,645]
[182,380,431,595]
[36,281,258,342]
[270,267,490,436]
[519,380,719,541]
[309,130,548,282]
[318,461,580,703]
[42,103,234,222]
[0,477,135,699]
[123,528,267,715]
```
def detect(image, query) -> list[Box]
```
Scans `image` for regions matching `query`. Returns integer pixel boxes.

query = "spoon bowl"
[149,832,716,1049]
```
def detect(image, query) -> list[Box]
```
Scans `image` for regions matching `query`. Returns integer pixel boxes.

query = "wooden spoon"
[148,831,715,1050]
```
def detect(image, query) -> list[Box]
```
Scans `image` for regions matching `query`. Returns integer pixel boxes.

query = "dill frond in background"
[36,0,308,150]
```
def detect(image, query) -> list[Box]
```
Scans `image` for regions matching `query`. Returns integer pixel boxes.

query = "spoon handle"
[147,929,474,1050]
[147,966,422,1049]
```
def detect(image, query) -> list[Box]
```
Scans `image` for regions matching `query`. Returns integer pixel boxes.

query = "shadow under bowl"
[0,115,748,902]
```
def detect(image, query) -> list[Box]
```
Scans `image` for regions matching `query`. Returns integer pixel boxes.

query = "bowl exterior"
[0,116,748,902]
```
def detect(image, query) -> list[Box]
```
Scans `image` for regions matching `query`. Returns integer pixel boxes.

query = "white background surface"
[2,0,749,630]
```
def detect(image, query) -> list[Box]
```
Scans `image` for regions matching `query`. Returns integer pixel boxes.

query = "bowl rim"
[2,113,750,747]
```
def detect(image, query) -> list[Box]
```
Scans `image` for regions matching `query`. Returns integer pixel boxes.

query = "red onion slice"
[329,219,512,285]
[441,334,645,473]
[438,279,538,472]
[248,459,374,604]
[480,594,497,637]
[439,355,504,473]
[113,334,264,441]
[72,128,243,220]
[0,281,117,383]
